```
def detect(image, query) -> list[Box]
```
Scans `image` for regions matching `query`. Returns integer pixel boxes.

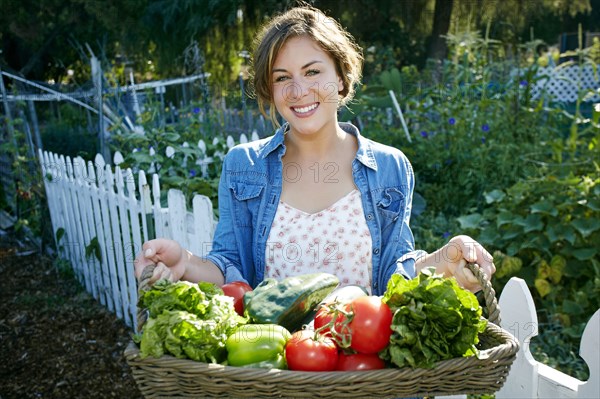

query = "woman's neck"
[284,122,347,162]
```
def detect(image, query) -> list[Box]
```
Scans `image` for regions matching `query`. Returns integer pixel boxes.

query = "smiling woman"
[134,4,496,300]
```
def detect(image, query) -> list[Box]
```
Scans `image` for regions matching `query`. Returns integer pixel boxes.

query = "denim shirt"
[203,122,421,296]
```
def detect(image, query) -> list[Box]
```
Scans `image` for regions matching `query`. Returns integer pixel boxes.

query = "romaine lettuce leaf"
[382,268,487,369]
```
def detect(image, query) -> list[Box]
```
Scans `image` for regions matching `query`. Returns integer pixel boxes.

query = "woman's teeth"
[293,103,318,113]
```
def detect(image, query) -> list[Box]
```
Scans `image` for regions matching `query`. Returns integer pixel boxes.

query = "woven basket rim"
[125,321,518,379]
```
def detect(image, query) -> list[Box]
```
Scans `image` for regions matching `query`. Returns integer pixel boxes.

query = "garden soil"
[0,235,143,399]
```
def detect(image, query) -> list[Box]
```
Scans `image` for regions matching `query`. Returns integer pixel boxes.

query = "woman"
[134,5,495,295]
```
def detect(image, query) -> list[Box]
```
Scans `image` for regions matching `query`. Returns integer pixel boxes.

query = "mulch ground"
[0,234,143,399]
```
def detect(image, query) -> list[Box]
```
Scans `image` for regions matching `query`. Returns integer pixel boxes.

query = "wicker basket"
[125,263,519,398]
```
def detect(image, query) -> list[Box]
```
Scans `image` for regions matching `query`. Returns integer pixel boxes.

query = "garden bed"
[0,235,143,399]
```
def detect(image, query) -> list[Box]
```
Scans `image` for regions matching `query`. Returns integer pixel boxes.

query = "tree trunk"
[426,0,454,61]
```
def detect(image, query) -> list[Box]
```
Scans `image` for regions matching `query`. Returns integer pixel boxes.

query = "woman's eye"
[306,69,320,76]
[274,75,289,82]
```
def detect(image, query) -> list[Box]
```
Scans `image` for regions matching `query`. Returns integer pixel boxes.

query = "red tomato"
[221,281,252,316]
[285,330,339,371]
[347,296,393,354]
[336,352,386,371]
[314,304,345,338]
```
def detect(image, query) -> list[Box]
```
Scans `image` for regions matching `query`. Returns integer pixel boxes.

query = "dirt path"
[0,237,143,399]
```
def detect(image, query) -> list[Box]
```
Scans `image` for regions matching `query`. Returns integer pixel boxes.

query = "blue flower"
[442,231,451,239]
[481,124,490,132]
[193,107,201,114]
[448,117,456,125]
[519,80,528,87]
[420,131,428,138]
[481,137,486,144]
[445,158,453,165]
[189,169,197,177]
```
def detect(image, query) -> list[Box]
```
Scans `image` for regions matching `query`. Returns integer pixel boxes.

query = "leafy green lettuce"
[381,268,487,369]
[139,279,221,317]
[136,279,245,363]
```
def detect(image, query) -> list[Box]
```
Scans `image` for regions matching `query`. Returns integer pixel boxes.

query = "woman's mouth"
[291,102,319,116]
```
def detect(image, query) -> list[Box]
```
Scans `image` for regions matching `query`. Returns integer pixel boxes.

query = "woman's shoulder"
[341,122,410,166]
[360,135,412,170]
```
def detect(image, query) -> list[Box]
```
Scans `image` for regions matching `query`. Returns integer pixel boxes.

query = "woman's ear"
[338,76,344,93]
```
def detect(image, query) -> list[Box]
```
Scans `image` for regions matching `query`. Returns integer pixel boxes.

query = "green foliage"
[110,101,233,210]
[360,35,557,242]
[0,117,52,244]
[530,310,591,381]
[85,236,102,262]
[40,104,98,159]
[460,170,600,335]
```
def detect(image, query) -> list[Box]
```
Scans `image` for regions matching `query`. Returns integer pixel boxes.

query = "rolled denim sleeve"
[204,252,248,284]
[396,250,428,278]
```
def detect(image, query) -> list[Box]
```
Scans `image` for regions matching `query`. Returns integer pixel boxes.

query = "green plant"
[110,102,223,210]
[0,117,53,247]
[462,173,599,311]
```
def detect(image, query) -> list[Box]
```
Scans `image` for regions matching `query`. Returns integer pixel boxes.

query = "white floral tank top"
[265,189,372,290]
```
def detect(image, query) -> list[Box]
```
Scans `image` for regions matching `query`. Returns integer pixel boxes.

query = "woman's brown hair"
[251,5,363,127]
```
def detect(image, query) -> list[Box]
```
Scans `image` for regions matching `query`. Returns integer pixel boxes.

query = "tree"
[427,0,454,60]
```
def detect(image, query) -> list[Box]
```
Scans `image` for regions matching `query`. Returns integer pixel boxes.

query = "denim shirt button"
[374,248,380,254]
[367,213,374,220]
[392,215,399,222]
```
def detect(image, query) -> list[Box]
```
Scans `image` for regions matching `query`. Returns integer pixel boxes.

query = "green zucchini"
[243,273,339,332]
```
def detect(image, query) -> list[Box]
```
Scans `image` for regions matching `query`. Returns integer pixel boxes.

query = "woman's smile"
[291,102,319,117]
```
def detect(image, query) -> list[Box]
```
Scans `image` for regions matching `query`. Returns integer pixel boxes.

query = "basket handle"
[466,262,501,326]
[136,263,156,334]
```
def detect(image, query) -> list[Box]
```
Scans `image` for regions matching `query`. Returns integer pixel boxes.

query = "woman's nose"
[284,79,311,102]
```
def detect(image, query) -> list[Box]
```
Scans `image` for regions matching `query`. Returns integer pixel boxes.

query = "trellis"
[531,64,600,103]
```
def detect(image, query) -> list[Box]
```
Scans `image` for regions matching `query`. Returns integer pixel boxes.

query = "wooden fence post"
[498,277,600,398]
[577,310,599,398]
[497,277,539,399]
[191,194,214,257]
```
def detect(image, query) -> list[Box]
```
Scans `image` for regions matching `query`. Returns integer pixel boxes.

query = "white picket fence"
[39,133,251,329]
[39,145,599,399]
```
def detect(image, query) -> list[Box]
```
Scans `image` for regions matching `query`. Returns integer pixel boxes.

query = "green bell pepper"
[225,324,291,369]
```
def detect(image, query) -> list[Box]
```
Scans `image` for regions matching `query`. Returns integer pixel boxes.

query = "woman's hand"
[134,238,188,285]
[415,235,496,293]
[442,235,496,292]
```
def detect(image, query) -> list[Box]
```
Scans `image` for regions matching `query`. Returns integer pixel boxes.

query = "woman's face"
[271,35,343,137]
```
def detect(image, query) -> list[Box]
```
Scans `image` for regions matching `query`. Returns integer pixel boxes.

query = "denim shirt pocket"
[375,187,406,239]
[229,182,265,227]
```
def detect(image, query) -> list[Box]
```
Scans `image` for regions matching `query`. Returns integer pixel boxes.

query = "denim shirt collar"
[258,122,378,171]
